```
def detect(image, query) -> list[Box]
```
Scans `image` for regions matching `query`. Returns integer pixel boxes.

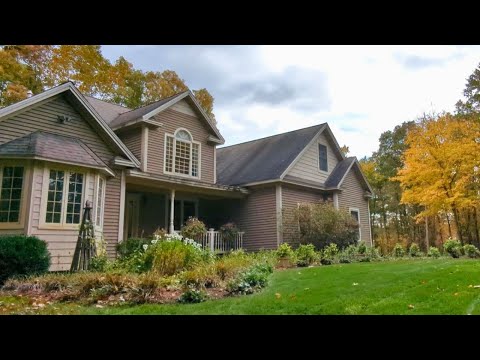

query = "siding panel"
[338,170,372,246]
[232,187,277,251]
[147,108,215,183]
[288,131,340,183]
[103,170,122,257]
[118,128,142,161]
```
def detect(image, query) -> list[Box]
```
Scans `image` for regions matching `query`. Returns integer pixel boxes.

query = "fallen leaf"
[468,285,473,288]
[304,288,310,291]
[275,293,281,299]
[37,303,45,308]
[297,272,302,275]
[474,285,480,289]
[95,304,104,308]
[408,304,415,309]
[454,293,459,296]
[353,283,359,286]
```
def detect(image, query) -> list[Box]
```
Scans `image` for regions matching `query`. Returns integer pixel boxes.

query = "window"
[45,169,84,225]
[319,144,328,172]
[95,177,105,227]
[164,129,200,178]
[0,166,24,223]
[349,208,361,241]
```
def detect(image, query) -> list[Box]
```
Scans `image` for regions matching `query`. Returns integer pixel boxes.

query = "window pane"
[45,170,64,223]
[192,143,199,177]
[165,136,174,173]
[175,130,192,141]
[319,144,328,171]
[65,172,83,224]
[96,178,105,226]
[175,140,191,175]
[0,166,24,223]
[8,211,19,222]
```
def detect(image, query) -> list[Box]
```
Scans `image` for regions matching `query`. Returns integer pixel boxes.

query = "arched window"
[165,128,200,178]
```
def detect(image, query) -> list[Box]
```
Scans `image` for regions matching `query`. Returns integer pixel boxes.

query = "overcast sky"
[102,45,480,158]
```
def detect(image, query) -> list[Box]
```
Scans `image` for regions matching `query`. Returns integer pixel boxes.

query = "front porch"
[123,170,247,252]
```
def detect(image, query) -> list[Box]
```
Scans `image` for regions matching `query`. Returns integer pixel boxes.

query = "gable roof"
[84,95,130,123]
[324,157,356,188]
[325,156,373,193]
[216,124,325,186]
[0,82,140,168]
[107,90,224,144]
[0,131,114,176]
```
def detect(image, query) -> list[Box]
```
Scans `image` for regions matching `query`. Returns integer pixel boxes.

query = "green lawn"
[2,259,480,315]
[86,259,480,315]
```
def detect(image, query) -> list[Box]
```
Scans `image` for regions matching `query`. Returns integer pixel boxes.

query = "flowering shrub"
[276,243,294,258]
[181,217,207,240]
[463,244,479,258]
[295,244,318,267]
[427,246,441,258]
[392,244,405,258]
[409,243,420,257]
[219,222,239,247]
[178,287,208,303]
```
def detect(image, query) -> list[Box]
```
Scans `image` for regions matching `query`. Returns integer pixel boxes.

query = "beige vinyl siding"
[287,131,340,183]
[29,162,98,271]
[233,187,277,251]
[281,185,324,246]
[103,170,123,257]
[0,95,116,164]
[118,128,142,160]
[171,99,197,117]
[0,95,124,269]
[338,169,372,246]
[147,108,215,183]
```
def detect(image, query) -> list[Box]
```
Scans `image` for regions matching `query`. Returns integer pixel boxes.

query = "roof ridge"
[115,90,189,116]
[83,95,131,110]
[218,123,326,150]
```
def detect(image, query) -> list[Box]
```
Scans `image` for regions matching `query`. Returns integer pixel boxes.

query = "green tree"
[456,62,480,114]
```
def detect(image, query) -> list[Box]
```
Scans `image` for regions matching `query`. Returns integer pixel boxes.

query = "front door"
[125,193,141,240]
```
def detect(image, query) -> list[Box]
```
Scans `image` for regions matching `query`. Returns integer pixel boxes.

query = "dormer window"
[165,128,201,178]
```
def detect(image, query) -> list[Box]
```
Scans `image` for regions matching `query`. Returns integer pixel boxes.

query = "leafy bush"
[392,244,405,258]
[367,247,381,260]
[409,243,420,257]
[0,235,51,285]
[323,243,339,259]
[180,217,207,240]
[178,287,208,303]
[147,239,203,276]
[219,222,239,250]
[283,202,359,249]
[444,239,462,258]
[116,238,150,258]
[295,244,317,267]
[227,263,272,294]
[277,243,294,258]
[427,246,441,258]
[463,244,480,258]
[357,241,367,254]
[181,264,219,288]
[88,255,111,272]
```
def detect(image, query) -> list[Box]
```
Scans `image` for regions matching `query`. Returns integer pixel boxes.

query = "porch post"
[169,189,175,234]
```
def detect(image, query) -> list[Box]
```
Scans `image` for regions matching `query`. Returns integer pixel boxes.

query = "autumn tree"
[456,62,480,114]
[0,45,216,122]
[395,113,480,244]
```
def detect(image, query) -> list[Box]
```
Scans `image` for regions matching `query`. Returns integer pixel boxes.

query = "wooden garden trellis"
[70,200,96,272]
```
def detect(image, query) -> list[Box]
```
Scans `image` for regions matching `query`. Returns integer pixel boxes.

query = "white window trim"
[39,166,86,230]
[318,142,329,173]
[349,207,361,241]
[94,174,106,230]
[163,128,201,179]
[0,161,29,229]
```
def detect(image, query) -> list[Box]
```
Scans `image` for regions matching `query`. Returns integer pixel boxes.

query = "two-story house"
[0,82,372,270]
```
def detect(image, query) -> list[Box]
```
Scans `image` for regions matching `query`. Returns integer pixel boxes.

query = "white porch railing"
[195,228,244,253]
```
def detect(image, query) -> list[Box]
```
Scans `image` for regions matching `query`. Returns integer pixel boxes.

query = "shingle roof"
[324,157,355,188]
[216,124,325,186]
[108,92,187,129]
[84,95,130,124]
[0,131,108,169]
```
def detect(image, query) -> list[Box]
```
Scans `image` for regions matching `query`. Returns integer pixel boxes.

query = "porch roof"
[126,169,249,197]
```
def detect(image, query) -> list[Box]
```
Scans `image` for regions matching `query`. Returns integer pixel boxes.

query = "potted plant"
[276,243,294,268]
[219,222,239,250]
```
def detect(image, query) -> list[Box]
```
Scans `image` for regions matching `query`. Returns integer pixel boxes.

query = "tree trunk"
[473,207,480,246]
[452,204,463,244]
[425,216,429,252]
[437,215,444,245]
[446,212,452,238]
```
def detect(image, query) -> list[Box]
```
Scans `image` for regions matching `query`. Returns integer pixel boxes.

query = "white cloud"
[103,45,480,158]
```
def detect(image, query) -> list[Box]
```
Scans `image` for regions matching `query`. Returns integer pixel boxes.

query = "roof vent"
[57,115,72,124]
